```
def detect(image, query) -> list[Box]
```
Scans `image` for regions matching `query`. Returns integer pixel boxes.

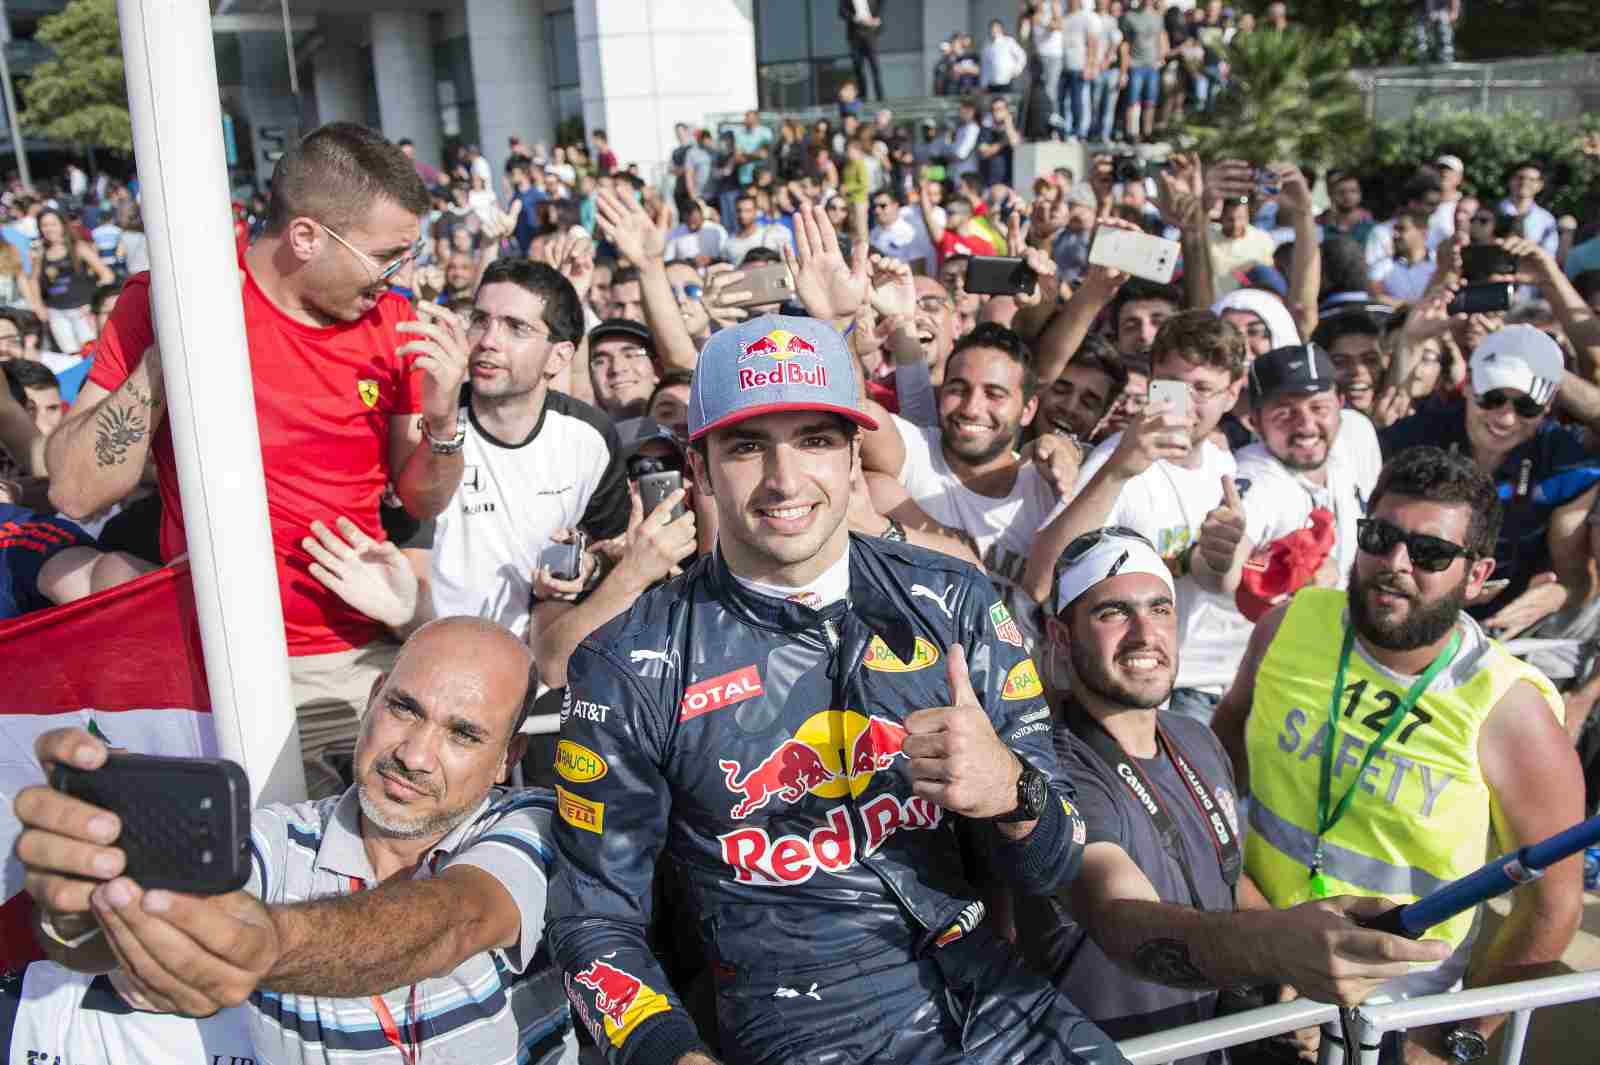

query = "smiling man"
[1213,447,1583,1062]
[14,616,574,1065]
[41,122,469,797]
[547,306,1122,1065]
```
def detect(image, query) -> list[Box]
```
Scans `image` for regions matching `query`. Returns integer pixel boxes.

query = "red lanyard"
[348,874,422,1065]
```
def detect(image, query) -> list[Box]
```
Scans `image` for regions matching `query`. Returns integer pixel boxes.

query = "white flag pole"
[117,0,305,804]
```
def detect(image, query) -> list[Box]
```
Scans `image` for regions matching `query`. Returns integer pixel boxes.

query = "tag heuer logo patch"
[357,379,380,408]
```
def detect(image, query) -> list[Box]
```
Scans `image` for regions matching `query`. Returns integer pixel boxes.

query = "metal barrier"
[1352,54,1600,123]
[1115,969,1600,1065]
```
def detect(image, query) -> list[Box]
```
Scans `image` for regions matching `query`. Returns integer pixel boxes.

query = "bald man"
[14,617,576,1065]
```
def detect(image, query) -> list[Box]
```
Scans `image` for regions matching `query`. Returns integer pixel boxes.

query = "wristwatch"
[420,409,467,455]
[995,756,1048,823]
[881,517,908,542]
[1444,1026,1489,1063]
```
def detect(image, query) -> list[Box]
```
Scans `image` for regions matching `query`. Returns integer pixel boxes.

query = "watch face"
[1445,1029,1488,1063]
[1022,770,1047,815]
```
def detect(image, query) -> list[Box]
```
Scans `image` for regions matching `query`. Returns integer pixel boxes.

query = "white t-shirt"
[1234,409,1382,589]
[1074,434,1248,692]
[871,205,944,271]
[427,392,628,637]
[664,222,729,263]
[893,414,1064,644]
[1062,11,1101,70]
[722,223,794,267]
[3,963,254,1065]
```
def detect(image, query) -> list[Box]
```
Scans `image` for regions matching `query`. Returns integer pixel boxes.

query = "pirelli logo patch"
[557,785,605,834]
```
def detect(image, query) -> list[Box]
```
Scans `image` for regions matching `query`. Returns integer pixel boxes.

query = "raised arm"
[596,188,699,374]
[389,302,469,520]
[45,351,164,520]
[1276,165,1321,340]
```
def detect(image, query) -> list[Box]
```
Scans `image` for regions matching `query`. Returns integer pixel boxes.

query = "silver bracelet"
[38,910,103,949]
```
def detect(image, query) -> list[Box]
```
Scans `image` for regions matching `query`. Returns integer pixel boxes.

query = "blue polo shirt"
[0,503,94,620]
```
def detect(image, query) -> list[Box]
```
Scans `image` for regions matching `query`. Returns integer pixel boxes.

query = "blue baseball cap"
[687,314,879,441]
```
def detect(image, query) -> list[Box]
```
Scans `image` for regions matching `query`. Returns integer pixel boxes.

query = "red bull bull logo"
[717,710,940,884]
[572,957,672,1049]
[739,328,821,363]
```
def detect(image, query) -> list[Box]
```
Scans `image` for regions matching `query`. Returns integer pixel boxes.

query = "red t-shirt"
[88,269,422,655]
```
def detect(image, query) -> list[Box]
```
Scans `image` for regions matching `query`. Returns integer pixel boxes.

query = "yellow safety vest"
[1245,587,1563,951]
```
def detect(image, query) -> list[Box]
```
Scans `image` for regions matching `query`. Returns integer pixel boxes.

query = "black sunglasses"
[1062,525,1158,566]
[1475,389,1546,419]
[1356,518,1474,573]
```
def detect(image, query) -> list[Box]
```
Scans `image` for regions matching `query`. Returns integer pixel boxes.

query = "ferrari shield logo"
[357,379,380,408]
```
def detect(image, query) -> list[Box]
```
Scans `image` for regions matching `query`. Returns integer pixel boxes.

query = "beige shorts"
[289,639,401,799]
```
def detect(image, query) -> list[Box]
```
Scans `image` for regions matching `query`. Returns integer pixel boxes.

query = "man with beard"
[1012,528,1448,1061]
[1191,343,1381,621]
[1213,446,1584,1063]
[1380,326,1600,641]
[1027,311,1249,723]
[861,322,1076,647]
[14,617,577,1065]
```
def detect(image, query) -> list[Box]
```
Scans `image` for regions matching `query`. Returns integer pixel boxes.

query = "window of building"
[436,33,478,148]
[546,7,581,138]
[755,0,924,108]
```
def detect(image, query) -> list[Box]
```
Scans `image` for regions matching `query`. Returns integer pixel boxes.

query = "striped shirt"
[245,787,574,1065]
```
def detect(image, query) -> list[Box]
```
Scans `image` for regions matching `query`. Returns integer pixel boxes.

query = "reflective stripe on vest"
[1244,587,1563,949]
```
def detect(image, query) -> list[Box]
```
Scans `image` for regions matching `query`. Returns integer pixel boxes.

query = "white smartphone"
[1148,379,1190,419]
[1088,225,1180,283]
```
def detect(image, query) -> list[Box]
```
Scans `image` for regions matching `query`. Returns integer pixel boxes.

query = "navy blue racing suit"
[546,536,1125,1065]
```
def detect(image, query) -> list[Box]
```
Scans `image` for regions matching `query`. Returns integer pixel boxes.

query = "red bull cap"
[689,314,879,441]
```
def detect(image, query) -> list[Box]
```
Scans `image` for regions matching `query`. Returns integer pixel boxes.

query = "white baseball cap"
[1469,325,1564,406]
[1436,154,1465,173]
[1054,527,1176,615]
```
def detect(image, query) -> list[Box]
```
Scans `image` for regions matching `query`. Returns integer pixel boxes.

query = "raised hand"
[1109,388,1192,477]
[1031,432,1082,500]
[782,201,869,324]
[1007,209,1058,308]
[595,187,666,265]
[903,645,1020,819]
[868,253,917,320]
[397,302,470,434]
[1197,475,1249,576]
[303,516,418,630]
[1155,152,1206,230]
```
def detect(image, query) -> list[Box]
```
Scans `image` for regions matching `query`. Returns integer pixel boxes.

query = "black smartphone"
[964,256,1038,296]
[638,470,687,521]
[1448,282,1514,316]
[1461,245,1518,282]
[50,753,252,895]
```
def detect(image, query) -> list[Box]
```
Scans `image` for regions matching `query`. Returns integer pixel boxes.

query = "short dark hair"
[1109,279,1183,333]
[1400,172,1442,207]
[947,322,1039,399]
[611,265,641,288]
[1320,235,1371,295]
[593,129,608,142]
[475,259,584,343]
[265,122,431,235]
[1313,309,1383,349]
[1072,335,1130,396]
[1398,205,1432,230]
[3,357,56,405]
[1151,310,1248,380]
[735,192,756,208]
[91,281,123,316]
[740,246,782,266]
[650,369,694,410]
[1368,446,1502,558]
[14,308,43,345]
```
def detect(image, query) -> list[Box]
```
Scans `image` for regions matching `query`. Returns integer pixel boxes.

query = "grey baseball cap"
[687,314,879,441]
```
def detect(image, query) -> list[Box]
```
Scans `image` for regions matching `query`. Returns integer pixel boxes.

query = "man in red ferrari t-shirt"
[45,123,468,797]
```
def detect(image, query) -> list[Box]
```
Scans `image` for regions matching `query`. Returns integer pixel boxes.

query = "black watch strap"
[995,757,1047,822]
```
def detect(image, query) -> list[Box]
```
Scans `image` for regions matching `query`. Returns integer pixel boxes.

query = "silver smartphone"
[638,470,686,521]
[1147,379,1190,419]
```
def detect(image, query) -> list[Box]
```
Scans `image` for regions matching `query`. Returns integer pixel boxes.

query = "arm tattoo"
[1132,937,1214,990]
[93,403,148,467]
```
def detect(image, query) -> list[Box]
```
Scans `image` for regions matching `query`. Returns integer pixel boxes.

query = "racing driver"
[547,206,1123,1065]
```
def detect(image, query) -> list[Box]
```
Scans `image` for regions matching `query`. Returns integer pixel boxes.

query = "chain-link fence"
[1355,54,1600,124]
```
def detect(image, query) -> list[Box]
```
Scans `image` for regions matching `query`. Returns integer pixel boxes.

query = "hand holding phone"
[638,470,687,522]
[1447,282,1513,317]
[1088,226,1180,283]
[1147,379,1191,419]
[964,256,1038,296]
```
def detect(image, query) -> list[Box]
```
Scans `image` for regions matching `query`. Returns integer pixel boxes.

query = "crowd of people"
[0,29,1596,1065]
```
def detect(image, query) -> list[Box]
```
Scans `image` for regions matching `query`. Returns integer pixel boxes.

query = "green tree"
[19,0,131,153]
[1175,29,1370,175]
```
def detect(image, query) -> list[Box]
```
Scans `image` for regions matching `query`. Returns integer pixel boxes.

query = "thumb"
[945,644,980,706]
[1221,474,1242,511]
[627,482,645,532]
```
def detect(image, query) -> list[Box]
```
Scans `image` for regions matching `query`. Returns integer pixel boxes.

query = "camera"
[1112,154,1165,184]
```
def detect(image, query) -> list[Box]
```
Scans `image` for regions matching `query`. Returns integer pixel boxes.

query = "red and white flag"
[0,564,213,971]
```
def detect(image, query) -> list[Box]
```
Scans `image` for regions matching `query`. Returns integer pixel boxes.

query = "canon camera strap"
[1063,700,1243,905]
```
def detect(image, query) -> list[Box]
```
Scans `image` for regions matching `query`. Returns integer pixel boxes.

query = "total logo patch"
[556,785,605,834]
[863,635,940,673]
[556,740,608,784]
[1001,658,1044,701]
[680,664,764,721]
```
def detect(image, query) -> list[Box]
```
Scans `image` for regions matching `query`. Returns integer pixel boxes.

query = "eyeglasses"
[466,310,550,341]
[917,294,953,312]
[1356,518,1473,573]
[1475,389,1546,419]
[1062,525,1159,567]
[318,223,424,283]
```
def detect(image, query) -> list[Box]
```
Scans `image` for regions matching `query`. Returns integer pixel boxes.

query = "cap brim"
[689,402,880,441]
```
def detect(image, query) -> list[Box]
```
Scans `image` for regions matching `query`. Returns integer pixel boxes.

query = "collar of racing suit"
[707,537,923,667]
